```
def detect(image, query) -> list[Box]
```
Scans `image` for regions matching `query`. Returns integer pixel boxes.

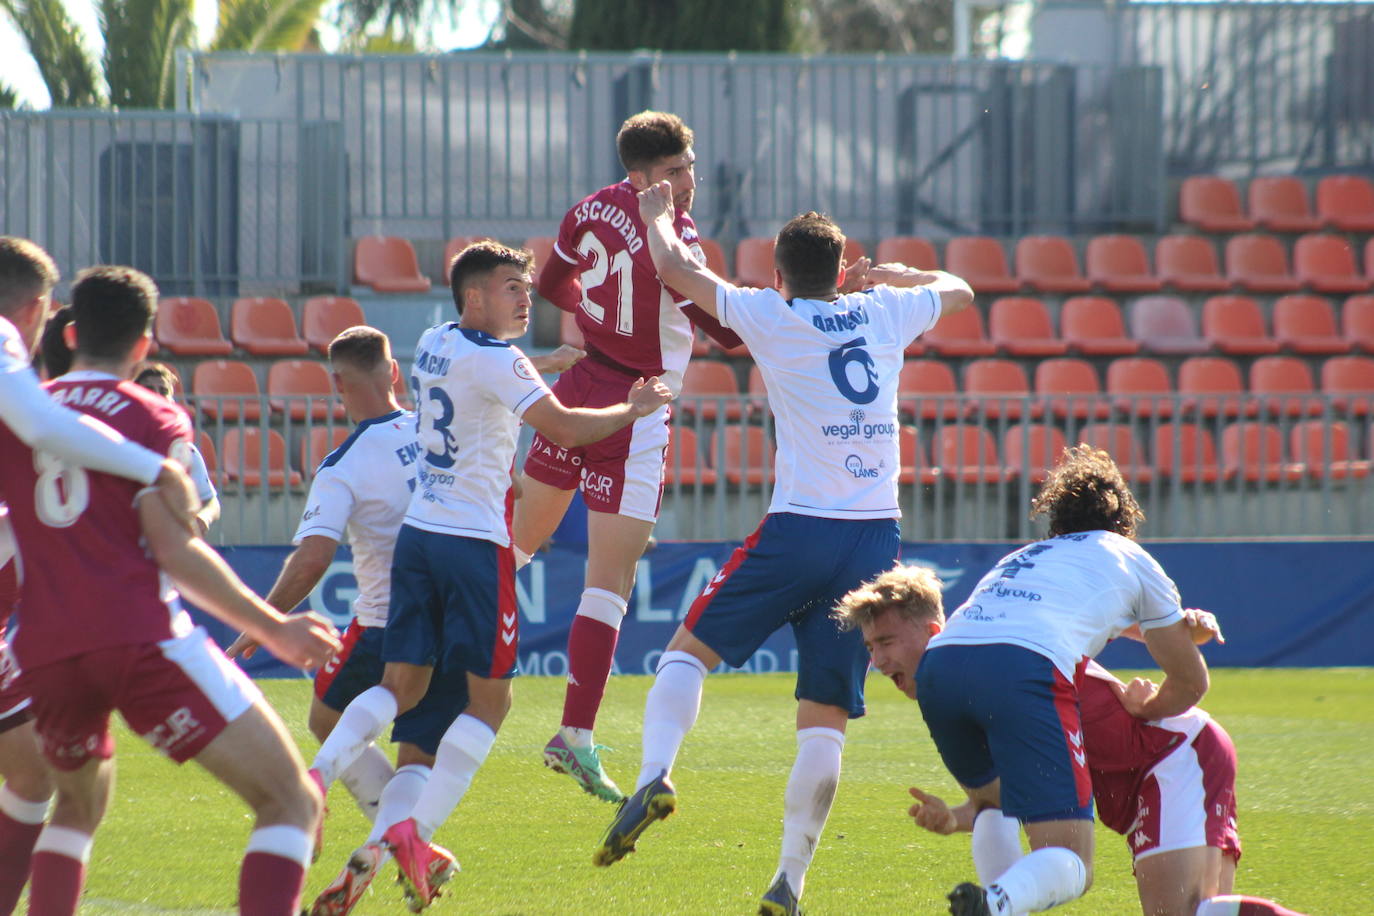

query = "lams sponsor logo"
[818,408,897,442]
[843,454,881,479]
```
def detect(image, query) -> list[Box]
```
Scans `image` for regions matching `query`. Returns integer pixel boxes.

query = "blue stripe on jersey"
[319,409,407,472]
[459,327,511,348]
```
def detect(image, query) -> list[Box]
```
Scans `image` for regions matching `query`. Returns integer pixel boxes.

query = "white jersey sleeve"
[294,465,354,543]
[475,347,551,418]
[0,316,165,485]
[1131,543,1187,631]
[186,442,217,503]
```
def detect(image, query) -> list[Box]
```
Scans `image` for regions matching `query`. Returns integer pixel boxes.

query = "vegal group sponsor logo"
[819,408,897,442]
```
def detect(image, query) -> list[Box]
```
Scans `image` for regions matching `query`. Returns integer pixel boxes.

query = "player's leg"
[0,716,52,915]
[1136,847,1224,916]
[511,474,576,559]
[308,623,394,823]
[28,757,112,916]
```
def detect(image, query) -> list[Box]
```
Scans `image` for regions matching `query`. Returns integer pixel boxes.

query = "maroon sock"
[26,851,84,916]
[1235,897,1305,916]
[238,851,305,916]
[561,615,620,730]
[0,810,42,916]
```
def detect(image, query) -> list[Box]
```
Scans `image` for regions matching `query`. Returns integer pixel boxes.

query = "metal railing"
[0,111,347,297]
[188,391,1374,545]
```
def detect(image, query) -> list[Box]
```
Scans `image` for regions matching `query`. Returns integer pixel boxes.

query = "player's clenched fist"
[265,611,341,670]
[637,180,675,223]
[908,786,959,835]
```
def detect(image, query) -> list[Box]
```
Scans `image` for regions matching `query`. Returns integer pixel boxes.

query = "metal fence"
[192,391,1374,545]
[0,111,347,297]
[183,51,1166,248]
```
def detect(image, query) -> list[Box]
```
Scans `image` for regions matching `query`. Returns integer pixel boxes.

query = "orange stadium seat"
[1320,355,1374,416]
[1034,358,1110,420]
[1202,295,1281,355]
[230,297,309,357]
[734,237,776,288]
[1273,295,1353,355]
[192,360,262,422]
[988,297,1068,356]
[220,428,301,490]
[898,359,962,421]
[441,235,495,278]
[1107,357,1174,418]
[1225,234,1301,293]
[842,238,867,265]
[1367,238,1374,282]
[1247,176,1321,233]
[679,361,742,421]
[945,237,1019,294]
[1315,175,1374,232]
[1293,234,1372,294]
[697,238,729,278]
[876,237,938,270]
[195,430,219,485]
[1078,423,1153,483]
[156,297,234,356]
[1015,236,1091,293]
[1178,356,1254,419]
[964,358,1038,421]
[713,426,774,486]
[302,296,366,355]
[1152,423,1221,484]
[1001,424,1068,484]
[1249,355,1323,417]
[1155,235,1230,292]
[1085,235,1162,292]
[1222,422,1304,483]
[1128,296,1208,355]
[745,365,769,415]
[354,236,431,293]
[922,306,997,357]
[1290,420,1370,480]
[267,359,345,422]
[1344,295,1374,352]
[898,426,939,485]
[299,426,352,478]
[665,427,717,487]
[932,424,1004,484]
[1179,176,1255,233]
[1060,297,1140,355]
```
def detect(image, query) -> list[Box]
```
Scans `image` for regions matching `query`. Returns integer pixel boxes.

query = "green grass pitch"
[49,669,1373,915]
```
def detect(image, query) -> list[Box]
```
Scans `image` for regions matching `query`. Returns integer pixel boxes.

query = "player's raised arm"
[867,263,974,317]
[1120,619,1210,720]
[535,247,583,313]
[521,376,673,448]
[528,344,585,374]
[227,534,339,660]
[637,181,730,320]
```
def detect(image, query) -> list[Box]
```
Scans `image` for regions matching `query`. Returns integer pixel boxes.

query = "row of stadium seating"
[191,417,1374,493]
[351,231,1374,297]
[1179,174,1374,233]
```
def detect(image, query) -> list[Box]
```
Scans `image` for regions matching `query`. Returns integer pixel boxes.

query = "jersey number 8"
[33,450,91,528]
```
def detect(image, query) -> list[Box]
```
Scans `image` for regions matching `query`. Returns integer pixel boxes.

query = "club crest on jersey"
[512,357,536,381]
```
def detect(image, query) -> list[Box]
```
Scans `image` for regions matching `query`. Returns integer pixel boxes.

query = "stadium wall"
[195,540,1374,678]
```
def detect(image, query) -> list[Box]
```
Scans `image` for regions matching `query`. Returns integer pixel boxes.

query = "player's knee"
[251,766,323,829]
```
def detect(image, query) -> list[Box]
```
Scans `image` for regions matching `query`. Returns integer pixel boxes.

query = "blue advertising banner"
[201,540,1374,679]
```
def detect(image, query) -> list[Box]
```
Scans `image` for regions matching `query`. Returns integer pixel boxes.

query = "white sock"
[245,824,312,868]
[338,743,394,822]
[986,846,1087,915]
[575,587,627,629]
[773,727,844,899]
[636,650,707,791]
[0,784,51,823]
[411,715,496,841]
[560,726,594,749]
[367,764,429,845]
[33,826,93,864]
[311,687,398,787]
[972,808,1023,886]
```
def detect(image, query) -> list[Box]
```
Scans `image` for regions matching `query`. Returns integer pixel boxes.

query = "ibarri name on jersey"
[49,385,131,418]
[574,201,644,253]
[812,304,870,334]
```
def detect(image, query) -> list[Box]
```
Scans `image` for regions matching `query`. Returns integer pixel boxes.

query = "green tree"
[566,0,806,52]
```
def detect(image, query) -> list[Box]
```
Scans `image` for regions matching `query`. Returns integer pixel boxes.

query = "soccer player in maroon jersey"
[0,266,340,916]
[513,111,747,802]
[833,564,1308,916]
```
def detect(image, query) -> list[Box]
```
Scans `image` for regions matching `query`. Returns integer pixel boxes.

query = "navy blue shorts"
[684,513,900,718]
[314,621,470,757]
[916,643,1094,823]
[385,526,519,679]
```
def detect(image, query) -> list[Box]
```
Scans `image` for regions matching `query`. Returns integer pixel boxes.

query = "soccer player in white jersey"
[912,445,1210,916]
[302,241,671,909]
[593,182,973,916]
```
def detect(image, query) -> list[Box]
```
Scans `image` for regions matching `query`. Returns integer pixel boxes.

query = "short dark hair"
[617,111,694,174]
[68,266,158,361]
[448,241,533,315]
[0,236,59,315]
[328,325,391,371]
[37,305,75,378]
[774,212,845,298]
[133,360,178,397]
[1031,444,1145,539]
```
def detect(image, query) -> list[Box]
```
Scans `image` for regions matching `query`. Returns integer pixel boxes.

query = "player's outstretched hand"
[838,256,872,293]
[1120,676,1160,718]
[868,263,941,288]
[1182,608,1224,645]
[627,376,673,417]
[226,631,260,660]
[636,180,675,224]
[532,344,585,375]
[155,460,202,533]
[265,611,341,671]
[908,786,959,835]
